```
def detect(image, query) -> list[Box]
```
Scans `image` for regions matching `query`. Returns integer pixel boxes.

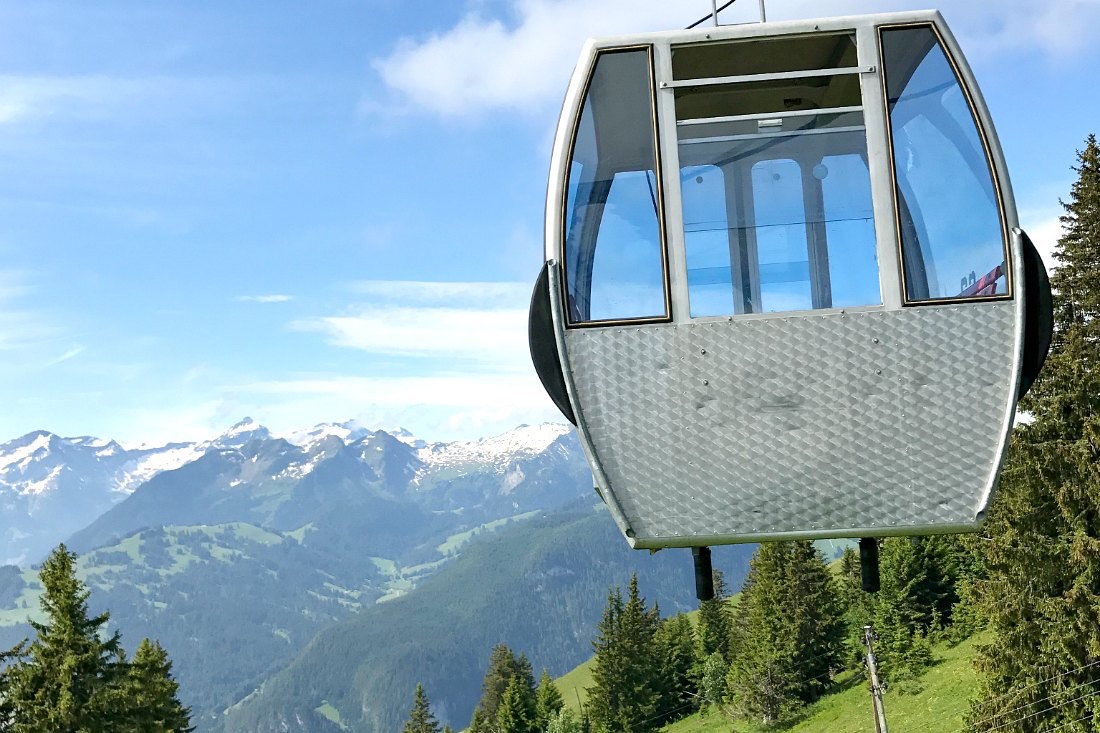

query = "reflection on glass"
[881,25,1006,302]
[562,49,667,324]
[683,165,734,317]
[678,116,880,316]
[821,154,880,307]
[753,159,812,312]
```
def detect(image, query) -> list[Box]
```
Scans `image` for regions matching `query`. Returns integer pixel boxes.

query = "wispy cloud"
[235,294,295,304]
[273,279,557,439]
[372,0,1100,119]
[348,279,530,307]
[44,346,84,367]
[293,305,527,364]
[1020,206,1065,274]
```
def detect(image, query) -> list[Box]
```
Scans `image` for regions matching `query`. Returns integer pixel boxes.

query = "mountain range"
[0,417,754,731]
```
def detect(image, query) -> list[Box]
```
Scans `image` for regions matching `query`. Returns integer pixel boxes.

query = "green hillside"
[220,505,754,733]
[555,632,985,733]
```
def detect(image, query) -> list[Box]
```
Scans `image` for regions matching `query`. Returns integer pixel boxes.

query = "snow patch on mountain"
[281,420,371,449]
[14,465,63,496]
[113,443,208,493]
[416,423,572,471]
[0,432,54,473]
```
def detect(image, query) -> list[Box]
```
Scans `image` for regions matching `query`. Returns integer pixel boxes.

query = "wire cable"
[982,687,1100,733]
[971,676,1100,730]
[686,0,739,29]
[972,659,1100,711]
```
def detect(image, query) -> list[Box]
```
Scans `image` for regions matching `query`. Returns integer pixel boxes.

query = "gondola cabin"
[528,11,1052,551]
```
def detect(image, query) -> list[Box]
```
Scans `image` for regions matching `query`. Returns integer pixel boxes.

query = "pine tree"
[726,541,844,724]
[473,643,527,728]
[968,134,1100,731]
[695,570,732,661]
[0,642,27,731]
[120,639,193,732]
[546,707,582,733]
[698,652,728,716]
[534,669,564,732]
[654,613,697,724]
[872,538,935,682]
[3,544,126,732]
[403,683,442,733]
[586,575,662,733]
[496,675,535,733]
[836,547,874,668]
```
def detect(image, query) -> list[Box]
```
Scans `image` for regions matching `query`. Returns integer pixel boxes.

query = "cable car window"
[820,154,880,307]
[562,48,669,325]
[752,159,813,312]
[683,165,735,317]
[673,50,880,316]
[881,25,1008,303]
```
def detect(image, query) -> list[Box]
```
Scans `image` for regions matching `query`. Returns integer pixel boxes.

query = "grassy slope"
[659,633,984,733]
[555,622,984,732]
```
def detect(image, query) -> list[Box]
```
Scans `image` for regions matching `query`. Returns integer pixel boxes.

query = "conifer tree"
[968,134,1100,731]
[695,570,732,661]
[546,707,582,733]
[497,675,536,733]
[3,544,126,732]
[0,642,26,731]
[403,683,442,733]
[872,538,935,682]
[534,669,564,732]
[654,613,697,724]
[698,653,728,716]
[726,541,844,724]
[472,643,529,729]
[120,638,193,732]
[587,575,662,733]
[836,547,874,668]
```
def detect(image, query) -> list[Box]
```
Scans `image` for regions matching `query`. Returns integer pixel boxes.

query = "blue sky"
[0,0,1097,446]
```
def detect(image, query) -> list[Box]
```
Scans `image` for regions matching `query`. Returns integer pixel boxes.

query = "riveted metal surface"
[563,304,1016,547]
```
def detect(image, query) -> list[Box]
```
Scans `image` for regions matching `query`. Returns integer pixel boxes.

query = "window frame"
[877,22,1013,306]
[560,44,673,329]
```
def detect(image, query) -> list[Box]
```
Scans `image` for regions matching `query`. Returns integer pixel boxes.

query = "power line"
[971,674,1100,729]
[1043,708,1097,733]
[686,0,739,30]
[972,659,1100,710]
[981,687,1100,733]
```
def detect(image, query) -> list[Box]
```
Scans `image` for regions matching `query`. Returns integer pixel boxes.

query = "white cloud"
[348,279,530,307]
[235,294,295,303]
[293,304,527,365]
[44,346,84,367]
[268,278,561,439]
[372,0,1100,119]
[234,372,562,442]
[1019,207,1064,274]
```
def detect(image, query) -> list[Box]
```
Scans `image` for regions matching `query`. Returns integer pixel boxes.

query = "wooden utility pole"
[863,624,889,733]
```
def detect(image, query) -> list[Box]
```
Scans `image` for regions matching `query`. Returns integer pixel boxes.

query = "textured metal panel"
[564,304,1017,548]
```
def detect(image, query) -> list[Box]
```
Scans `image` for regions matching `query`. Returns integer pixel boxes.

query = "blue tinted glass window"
[820,154,880,307]
[562,49,668,324]
[683,165,734,317]
[752,159,813,313]
[881,26,1007,302]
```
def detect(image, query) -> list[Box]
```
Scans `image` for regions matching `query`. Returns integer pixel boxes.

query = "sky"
[0,0,1098,446]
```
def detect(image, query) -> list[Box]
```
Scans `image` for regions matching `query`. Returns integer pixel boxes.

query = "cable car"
[528,11,1052,559]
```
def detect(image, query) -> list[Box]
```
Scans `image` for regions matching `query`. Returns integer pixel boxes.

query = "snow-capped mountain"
[0,418,586,567]
[415,423,575,473]
[0,430,213,565]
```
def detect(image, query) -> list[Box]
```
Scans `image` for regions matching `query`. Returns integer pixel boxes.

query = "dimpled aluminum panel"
[564,304,1016,548]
